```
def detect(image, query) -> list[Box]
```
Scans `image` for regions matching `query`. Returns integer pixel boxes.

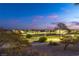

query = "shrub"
[33,41,38,42]
[20,40,31,46]
[26,34,32,38]
[38,37,47,42]
[48,41,59,46]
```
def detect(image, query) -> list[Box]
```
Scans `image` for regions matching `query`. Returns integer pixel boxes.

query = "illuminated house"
[55,29,68,34]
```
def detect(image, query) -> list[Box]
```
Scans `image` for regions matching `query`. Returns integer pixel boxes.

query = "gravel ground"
[0,43,79,56]
[31,43,79,56]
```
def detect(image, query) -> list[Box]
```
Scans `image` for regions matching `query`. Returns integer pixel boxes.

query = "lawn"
[28,36,62,43]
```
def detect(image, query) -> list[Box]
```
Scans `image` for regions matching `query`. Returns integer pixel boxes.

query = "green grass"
[46,36,61,42]
[27,36,61,43]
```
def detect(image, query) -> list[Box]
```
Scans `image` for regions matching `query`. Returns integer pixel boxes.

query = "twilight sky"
[0,3,79,29]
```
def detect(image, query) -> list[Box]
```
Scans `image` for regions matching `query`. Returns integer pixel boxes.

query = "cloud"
[67,25,79,29]
[50,22,79,30]
[48,14,59,19]
[32,15,44,23]
[46,24,57,29]
[71,21,79,25]
[65,22,79,29]
[32,14,60,23]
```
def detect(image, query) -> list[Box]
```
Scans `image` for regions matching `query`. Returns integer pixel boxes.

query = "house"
[54,29,68,34]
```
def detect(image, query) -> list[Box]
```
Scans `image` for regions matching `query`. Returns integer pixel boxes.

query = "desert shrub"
[0,32,22,47]
[60,35,73,44]
[48,41,59,46]
[72,36,79,44]
[3,46,24,56]
[26,34,32,38]
[20,40,31,46]
[38,37,47,42]
[2,47,48,56]
[33,41,38,42]
[60,35,74,50]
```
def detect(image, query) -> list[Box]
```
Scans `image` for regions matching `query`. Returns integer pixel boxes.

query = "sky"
[0,3,79,29]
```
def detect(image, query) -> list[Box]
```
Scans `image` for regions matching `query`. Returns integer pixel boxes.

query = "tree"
[61,35,73,50]
[26,34,32,38]
[57,23,69,38]
[38,37,47,42]
[57,23,70,32]
[57,23,71,50]
[61,35,79,50]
